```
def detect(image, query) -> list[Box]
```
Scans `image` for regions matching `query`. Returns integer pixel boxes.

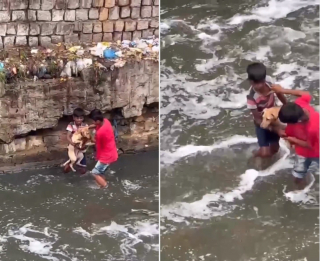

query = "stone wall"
[0,0,159,48]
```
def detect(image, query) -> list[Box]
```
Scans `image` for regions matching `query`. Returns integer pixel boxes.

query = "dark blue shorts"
[80,153,86,166]
[255,125,280,147]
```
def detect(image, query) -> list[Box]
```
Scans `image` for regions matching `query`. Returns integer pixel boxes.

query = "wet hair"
[278,102,304,124]
[89,109,103,122]
[247,63,267,83]
[73,108,85,118]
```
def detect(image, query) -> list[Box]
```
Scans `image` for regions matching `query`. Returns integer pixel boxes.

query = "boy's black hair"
[278,102,304,124]
[73,108,85,117]
[247,63,267,83]
[89,109,103,121]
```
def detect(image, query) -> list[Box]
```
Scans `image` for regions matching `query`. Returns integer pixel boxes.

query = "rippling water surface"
[0,150,159,261]
[160,0,319,260]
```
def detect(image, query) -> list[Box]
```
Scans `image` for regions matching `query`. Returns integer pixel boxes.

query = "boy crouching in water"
[64,108,88,174]
[88,109,118,188]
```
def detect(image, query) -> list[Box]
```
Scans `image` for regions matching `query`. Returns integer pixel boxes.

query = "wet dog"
[260,107,281,130]
[61,127,92,172]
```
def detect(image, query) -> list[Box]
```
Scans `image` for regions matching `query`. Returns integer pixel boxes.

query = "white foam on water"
[228,0,319,25]
[161,136,293,222]
[73,227,92,240]
[121,180,141,191]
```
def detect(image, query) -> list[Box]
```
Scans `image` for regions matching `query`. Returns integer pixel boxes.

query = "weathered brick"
[137,20,149,30]
[39,36,52,47]
[154,29,159,36]
[80,0,92,8]
[150,19,158,28]
[113,32,122,41]
[7,24,16,35]
[29,0,41,9]
[125,20,136,31]
[16,36,27,46]
[76,9,88,20]
[29,36,39,46]
[0,37,3,49]
[55,0,67,9]
[114,21,124,31]
[37,10,51,21]
[153,0,159,5]
[17,24,29,36]
[109,6,119,20]
[0,11,10,22]
[142,0,152,5]
[152,6,159,17]
[142,29,153,38]
[41,0,54,10]
[12,11,26,21]
[120,6,130,18]
[64,34,79,43]
[83,22,93,33]
[65,10,75,21]
[122,32,132,40]
[130,0,141,6]
[30,24,40,35]
[93,0,104,7]
[141,6,151,18]
[28,10,37,21]
[52,9,65,21]
[41,23,55,35]
[80,33,92,43]
[56,23,74,35]
[89,8,99,19]
[67,0,80,9]
[132,30,141,40]
[74,22,82,31]
[103,33,112,41]
[119,0,130,6]
[93,22,102,32]
[11,0,28,10]
[93,33,102,42]
[103,21,113,32]
[0,24,6,36]
[131,7,140,18]
[51,35,63,43]
[4,36,15,47]
[99,8,108,20]
[104,0,115,7]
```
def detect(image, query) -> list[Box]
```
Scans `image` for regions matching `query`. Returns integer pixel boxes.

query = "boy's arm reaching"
[275,92,287,105]
[272,84,310,98]
[284,136,311,149]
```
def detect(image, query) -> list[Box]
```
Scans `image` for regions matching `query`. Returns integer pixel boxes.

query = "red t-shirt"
[95,119,118,164]
[285,94,319,158]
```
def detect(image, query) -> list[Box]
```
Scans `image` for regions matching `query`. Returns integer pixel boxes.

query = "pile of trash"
[0,37,159,83]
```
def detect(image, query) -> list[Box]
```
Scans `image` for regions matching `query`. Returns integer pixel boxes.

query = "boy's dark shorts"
[255,125,280,147]
[80,153,86,166]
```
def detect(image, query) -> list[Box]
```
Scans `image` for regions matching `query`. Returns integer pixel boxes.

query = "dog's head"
[79,127,91,140]
[260,107,280,129]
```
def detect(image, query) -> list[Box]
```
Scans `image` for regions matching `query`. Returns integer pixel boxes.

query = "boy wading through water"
[88,110,118,188]
[246,63,287,158]
[272,85,319,188]
[64,108,88,174]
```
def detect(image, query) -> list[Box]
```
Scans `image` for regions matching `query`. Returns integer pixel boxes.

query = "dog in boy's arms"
[61,126,94,172]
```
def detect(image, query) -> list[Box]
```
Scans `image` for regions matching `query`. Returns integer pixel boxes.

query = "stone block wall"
[0,0,159,48]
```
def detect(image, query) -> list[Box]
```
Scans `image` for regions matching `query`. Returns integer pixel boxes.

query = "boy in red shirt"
[89,110,118,188]
[272,85,319,187]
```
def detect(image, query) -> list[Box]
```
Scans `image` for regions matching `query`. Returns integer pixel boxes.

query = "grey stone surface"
[152,6,159,17]
[37,10,51,21]
[113,31,122,41]
[131,0,141,6]
[0,37,3,49]
[105,0,115,8]
[41,23,55,35]
[4,36,15,47]
[99,8,109,20]
[89,8,99,19]
[28,10,37,21]
[132,30,141,40]
[142,0,152,5]
[137,20,149,30]
[41,0,54,10]
[67,0,80,9]
[11,0,28,10]
[93,0,104,7]
[103,33,112,41]
[131,7,140,19]
[82,22,93,33]
[119,0,130,6]
[0,11,10,23]
[52,9,65,21]
[30,23,40,35]
[142,29,153,38]
[154,0,159,5]
[64,34,79,43]
[80,0,92,8]
[65,10,75,21]
[55,0,67,9]
[17,24,29,36]
[80,33,92,42]
[114,21,124,32]
[29,36,39,46]
[74,22,83,31]
[103,21,113,32]
[56,23,74,35]
[122,31,132,40]
[109,6,119,20]
[154,28,159,36]
[125,20,136,31]
[76,9,88,21]
[120,6,130,18]
[150,19,158,28]
[12,11,27,21]
[39,36,52,47]
[93,33,102,42]
[7,25,16,35]
[93,22,102,32]
[0,24,6,36]
[29,0,41,9]
[51,35,63,43]
[16,36,27,46]
[141,6,151,18]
